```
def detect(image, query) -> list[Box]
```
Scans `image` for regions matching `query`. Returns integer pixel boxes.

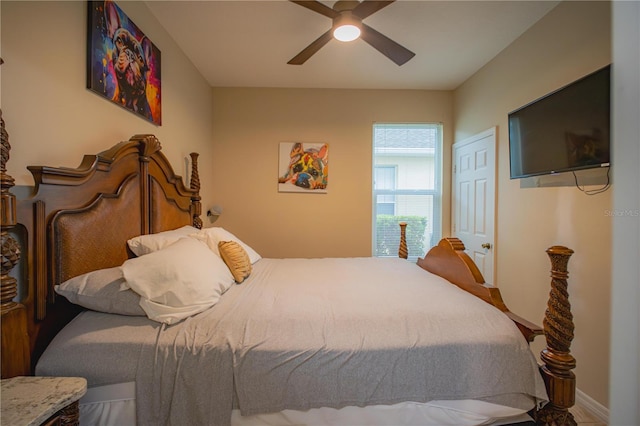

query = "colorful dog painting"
[87,1,161,125]
[278,142,329,193]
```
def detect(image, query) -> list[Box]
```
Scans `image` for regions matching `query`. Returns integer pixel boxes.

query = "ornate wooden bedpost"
[536,246,576,426]
[398,222,408,259]
[1,108,32,378]
[189,152,203,229]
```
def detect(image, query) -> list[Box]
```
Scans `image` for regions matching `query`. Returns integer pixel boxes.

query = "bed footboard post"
[1,109,31,378]
[398,222,408,259]
[536,246,576,426]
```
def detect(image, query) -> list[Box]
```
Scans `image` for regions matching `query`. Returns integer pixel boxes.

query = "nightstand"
[1,376,87,426]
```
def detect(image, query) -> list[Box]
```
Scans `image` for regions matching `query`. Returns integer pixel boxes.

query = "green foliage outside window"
[375,215,428,258]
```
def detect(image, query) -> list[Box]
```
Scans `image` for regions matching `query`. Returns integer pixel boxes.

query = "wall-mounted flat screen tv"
[508,65,611,179]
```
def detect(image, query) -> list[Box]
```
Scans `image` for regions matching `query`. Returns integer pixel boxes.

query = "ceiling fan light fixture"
[333,24,361,42]
[332,12,361,42]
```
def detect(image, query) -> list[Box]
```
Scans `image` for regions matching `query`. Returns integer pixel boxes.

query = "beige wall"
[210,88,452,258]
[454,1,612,408]
[0,1,215,208]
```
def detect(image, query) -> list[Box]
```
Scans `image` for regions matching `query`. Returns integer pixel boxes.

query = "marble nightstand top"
[1,376,87,426]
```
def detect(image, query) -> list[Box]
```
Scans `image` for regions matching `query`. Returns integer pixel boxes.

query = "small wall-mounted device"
[206,205,223,223]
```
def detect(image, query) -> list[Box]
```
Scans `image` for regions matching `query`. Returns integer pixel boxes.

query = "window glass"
[372,123,442,260]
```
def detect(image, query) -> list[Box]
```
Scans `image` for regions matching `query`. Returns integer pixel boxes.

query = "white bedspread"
[137,257,547,425]
[38,257,548,426]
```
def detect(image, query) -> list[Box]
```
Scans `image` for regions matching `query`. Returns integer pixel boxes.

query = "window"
[372,123,442,260]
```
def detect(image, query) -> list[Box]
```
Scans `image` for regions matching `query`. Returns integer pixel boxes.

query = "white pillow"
[191,227,262,264]
[127,225,199,256]
[55,267,145,316]
[121,238,234,324]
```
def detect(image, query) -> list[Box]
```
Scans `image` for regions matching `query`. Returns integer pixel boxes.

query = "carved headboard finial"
[130,134,162,160]
[1,109,32,378]
[1,109,18,301]
[190,152,203,229]
[1,110,11,177]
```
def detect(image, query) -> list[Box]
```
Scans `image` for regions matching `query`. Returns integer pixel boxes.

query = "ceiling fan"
[288,0,415,66]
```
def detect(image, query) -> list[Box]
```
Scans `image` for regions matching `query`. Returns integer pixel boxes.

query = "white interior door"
[452,127,496,285]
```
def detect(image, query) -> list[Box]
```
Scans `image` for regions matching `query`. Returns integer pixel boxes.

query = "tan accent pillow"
[190,227,262,264]
[218,240,252,283]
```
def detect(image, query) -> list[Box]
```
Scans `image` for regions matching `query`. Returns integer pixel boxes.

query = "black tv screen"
[508,65,611,179]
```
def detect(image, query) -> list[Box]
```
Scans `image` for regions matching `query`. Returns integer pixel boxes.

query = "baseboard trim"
[576,388,609,423]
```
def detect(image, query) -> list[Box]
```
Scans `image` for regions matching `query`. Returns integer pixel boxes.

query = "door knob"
[481,243,492,249]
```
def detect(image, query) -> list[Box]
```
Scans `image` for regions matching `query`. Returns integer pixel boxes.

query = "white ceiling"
[145,0,559,90]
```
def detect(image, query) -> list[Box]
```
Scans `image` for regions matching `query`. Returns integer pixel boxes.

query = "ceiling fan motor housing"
[333,1,360,12]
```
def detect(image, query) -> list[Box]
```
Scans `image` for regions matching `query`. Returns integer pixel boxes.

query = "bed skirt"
[79,382,534,426]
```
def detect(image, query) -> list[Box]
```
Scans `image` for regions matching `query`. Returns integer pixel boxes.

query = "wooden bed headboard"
[1,120,202,374]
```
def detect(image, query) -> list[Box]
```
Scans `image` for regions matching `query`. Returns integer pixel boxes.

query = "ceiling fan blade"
[288,30,333,65]
[360,23,415,66]
[289,0,339,18]
[352,0,395,19]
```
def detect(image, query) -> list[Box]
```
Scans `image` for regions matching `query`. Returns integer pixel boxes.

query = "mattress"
[37,257,547,425]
